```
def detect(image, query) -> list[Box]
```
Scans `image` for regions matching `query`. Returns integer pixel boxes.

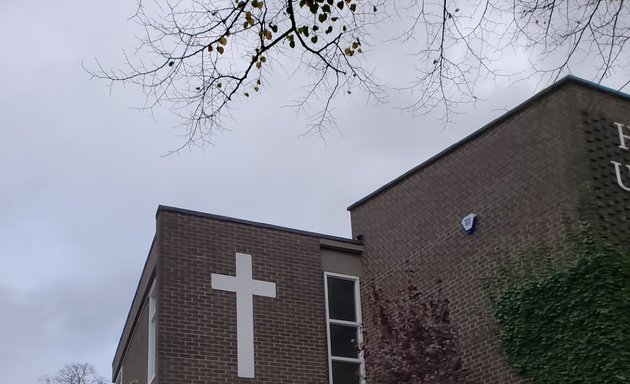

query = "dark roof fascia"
[319,238,363,255]
[112,237,157,380]
[347,75,630,211]
[157,205,362,245]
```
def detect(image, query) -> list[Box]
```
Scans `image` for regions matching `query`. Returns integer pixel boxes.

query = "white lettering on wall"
[211,253,276,378]
[611,161,630,192]
[614,122,630,150]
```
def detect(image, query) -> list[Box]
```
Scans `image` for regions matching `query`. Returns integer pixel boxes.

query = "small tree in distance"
[361,275,469,384]
[40,363,107,384]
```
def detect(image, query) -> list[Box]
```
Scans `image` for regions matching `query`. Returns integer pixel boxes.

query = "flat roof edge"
[347,75,630,211]
[157,205,361,245]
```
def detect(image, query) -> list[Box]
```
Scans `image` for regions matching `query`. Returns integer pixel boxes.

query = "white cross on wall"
[211,252,277,378]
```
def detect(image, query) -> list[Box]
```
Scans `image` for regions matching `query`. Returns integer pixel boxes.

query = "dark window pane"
[327,277,356,321]
[332,361,361,384]
[330,324,358,358]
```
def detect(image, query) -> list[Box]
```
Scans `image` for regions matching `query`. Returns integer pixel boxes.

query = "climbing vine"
[491,241,630,384]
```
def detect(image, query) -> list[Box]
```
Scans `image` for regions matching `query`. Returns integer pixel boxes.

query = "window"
[147,281,157,384]
[324,273,364,384]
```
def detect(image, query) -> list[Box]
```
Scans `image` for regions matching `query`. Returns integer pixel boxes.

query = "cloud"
[0,279,128,382]
[1,1,629,384]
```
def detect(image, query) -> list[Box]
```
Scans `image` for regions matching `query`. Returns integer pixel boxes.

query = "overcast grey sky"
[1,0,627,383]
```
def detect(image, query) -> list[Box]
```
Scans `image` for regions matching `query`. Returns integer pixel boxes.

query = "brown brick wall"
[578,92,630,253]
[349,83,630,384]
[156,210,332,384]
[115,79,630,384]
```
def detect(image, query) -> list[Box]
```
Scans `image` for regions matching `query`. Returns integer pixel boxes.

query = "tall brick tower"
[348,76,630,384]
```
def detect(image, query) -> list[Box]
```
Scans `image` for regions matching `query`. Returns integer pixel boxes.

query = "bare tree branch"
[88,0,630,148]
[87,0,386,150]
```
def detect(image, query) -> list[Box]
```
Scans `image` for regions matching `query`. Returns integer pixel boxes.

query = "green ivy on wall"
[493,244,630,384]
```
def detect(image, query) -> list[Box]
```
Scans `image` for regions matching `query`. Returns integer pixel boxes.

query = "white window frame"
[147,280,157,384]
[324,272,365,384]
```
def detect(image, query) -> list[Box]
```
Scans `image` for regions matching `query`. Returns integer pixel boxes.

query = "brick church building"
[112,76,630,384]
